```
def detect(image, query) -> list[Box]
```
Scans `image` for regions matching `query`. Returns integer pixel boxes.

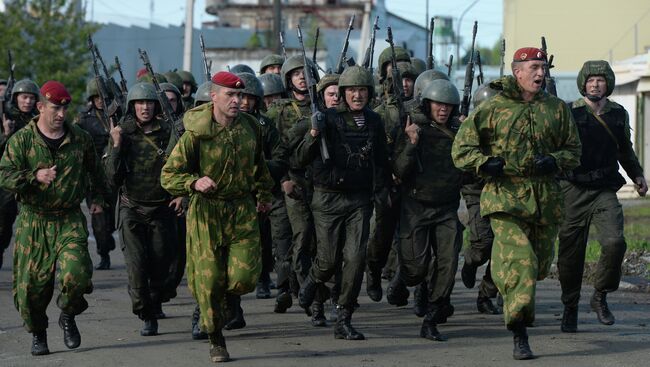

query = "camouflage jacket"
[160,102,273,205]
[373,95,402,153]
[0,117,109,211]
[451,75,581,224]
[105,114,172,204]
[75,105,111,160]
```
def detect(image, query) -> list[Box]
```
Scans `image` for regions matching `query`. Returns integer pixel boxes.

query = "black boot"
[590,290,615,325]
[31,330,49,356]
[477,296,501,315]
[334,306,365,340]
[256,272,272,299]
[311,302,327,327]
[141,318,158,336]
[191,304,208,340]
[420,304,448,341]
[274,290,293,313]
[298,275,317,309]
[366,270,383,302]
[329,302,339,322]
[224,294,246,330]
[437,300,455,324]
[461,261,477,288]
[58,312,81,349]
[561,306,578,333]
[511,322,534,360]
[209,330,230,363]
[152,302,166,319]
[386,272,409,307]
[95,254,111,270]
[413,283,428,318]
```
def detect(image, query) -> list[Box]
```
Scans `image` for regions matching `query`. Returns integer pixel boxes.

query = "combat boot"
[386,272,409,307]
[274,290,293,313]
[561,306,578,333]
[420,304,447,341]
[209,330,230,363]
[437,300,455,324]
[590,290,615,325]
[191,304,208,340]
[461,261,477,288]
[477,296,501,315]
[224,294,246,330]
[311,302,327,327]
[58,312,81,349]
[366,270,383,302]
[95,254,111,270]
[511,321,534,360]
[256,272,272,299]
[141,318,158,336]
[31,330,49,356]
[298,275,317,309]
[334,306,364,340]
[413,283,428,317]
[329,303,339,322]
[152,302,166,319]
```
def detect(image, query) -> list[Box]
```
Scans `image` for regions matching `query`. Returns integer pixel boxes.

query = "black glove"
[479,157,505,177]
[534,155,558,175]
[311,111,325,132]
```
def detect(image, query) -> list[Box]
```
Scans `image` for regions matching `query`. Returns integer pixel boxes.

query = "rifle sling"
[591,112,619,150]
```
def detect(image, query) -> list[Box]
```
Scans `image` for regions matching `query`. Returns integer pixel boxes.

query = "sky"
[85,0,503,49]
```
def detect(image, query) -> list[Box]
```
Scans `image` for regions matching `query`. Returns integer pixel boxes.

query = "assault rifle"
[335,15,355,74]
[138,49,183,139]
[476,50,484,86]
[279,31,287,60]
[88,40,114,128]
[199,34,212,82]
[460,21,478,117]
[427,17,435,70]
[499,39,506,77]
[297,25,330,163]
[540,36,557,96]
[88,36,125,116]
[114,56,129,102]
[0,50,15,122]
[362,16,380,73]
[446,55,453,76]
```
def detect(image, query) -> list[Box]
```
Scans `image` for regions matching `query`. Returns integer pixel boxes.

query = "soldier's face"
[513,60,546,97]
[134,100,155,123]
[37,100,67,131]
[165,91,179,112]
[585,76,607,99]
[323,85,339,109]
[264,65,281,75]
[402,77,414,98]
[17,93,37,113]
[345,87,368,111]
[240,94,257,112]
[92,96,103,110]
[263,94,281,109]
[428,101,453,125]
[0,84,6,96]
[211,86,241,119]
[182,82,193,97]
[290,69,306,91]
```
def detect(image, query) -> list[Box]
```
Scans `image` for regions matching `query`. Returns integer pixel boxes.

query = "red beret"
[40,80,71,106]
[513,47,546,62]
[211,71,245,89]
[136,67,148,79]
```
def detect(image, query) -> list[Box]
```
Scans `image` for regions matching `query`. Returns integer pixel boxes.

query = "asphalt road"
[1,234,649,367]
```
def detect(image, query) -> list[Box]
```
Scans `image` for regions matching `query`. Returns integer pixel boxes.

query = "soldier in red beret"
[0,80,110,356]
[161,71,274,363]
[452,48,582,359]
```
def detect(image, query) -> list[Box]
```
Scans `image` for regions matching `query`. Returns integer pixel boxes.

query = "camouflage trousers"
[557,182,626,308]
[186,195,261,334]
[489,213,557,328]
[13,206,93,332]
[463,193,498,298]
[269,196,292,290]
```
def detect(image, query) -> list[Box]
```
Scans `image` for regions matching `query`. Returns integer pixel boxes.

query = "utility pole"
[183,0,194,71]
[273,0,282,54]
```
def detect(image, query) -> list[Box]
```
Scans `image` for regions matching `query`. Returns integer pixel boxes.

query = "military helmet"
[280,55,306,90]
[86,77,105,100]
[126,82,158,106]
[177,70,197,91]
[194,81,212,107]
[259,73,284,97]
[316,73,340,93]
[137,73,168,84]
[577,60,615,97]
[410,57,427,76]
[421,79,460,106]
[259,54,284,74]
[230,64,255,75]
[236,72,264,99]
[397,63,418,80]
[12,79,40,97]
[378,46,411,78]
[413,69,450,101]
[160,82,181,99]
[472,82,499,109]
[163,72,184,93]
[0,79,7,85]
[338,65,374,99]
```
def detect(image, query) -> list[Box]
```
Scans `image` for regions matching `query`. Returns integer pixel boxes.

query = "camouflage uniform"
[0,118,109,332]
[451,75,581,328]
[160,103,273,334]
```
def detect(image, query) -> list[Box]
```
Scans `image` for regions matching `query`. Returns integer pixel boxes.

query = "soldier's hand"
[110,124,122,147]
[405,116,420,145]
[193,176,217,193]
[311,111,326,133]
[89,203,104,214]
[281,180,295,196]
[169,197,185,216]
[479,157,505,177]
[459,115,467,122]
[2,116,15,136]
[35,165,57,185]
[635,176,648,197]
[256,202,272,213]
[534,154,558,175]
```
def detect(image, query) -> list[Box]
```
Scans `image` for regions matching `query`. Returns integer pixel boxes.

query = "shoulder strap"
[592,112,620,150]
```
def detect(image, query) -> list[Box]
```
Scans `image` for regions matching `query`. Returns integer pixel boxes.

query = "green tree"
[460,37,504,66]
[0,0,100,113]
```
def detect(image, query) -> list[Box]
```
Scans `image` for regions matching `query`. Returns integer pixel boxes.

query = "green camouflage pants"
[463,193,498,298]
[489,213,557,328]
[186,195,261,334]
[13,207,93,332]
[557,182,626,308]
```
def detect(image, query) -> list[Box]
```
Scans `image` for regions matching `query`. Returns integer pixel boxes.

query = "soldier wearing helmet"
[259,54,284,75]
[229,64,255,75]
[193,81,212,108]
[557,60,646,334]
[297,65,389,341]
[316,73,340,110]
[259,73,285,108]
[177,70,197,110]
[105,82,179,337]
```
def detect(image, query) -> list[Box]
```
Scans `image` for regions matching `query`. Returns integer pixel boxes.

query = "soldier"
[105,82,181,336]
[558,60,647,333]
[259,73,285,109]
[230,64,255,75]
[177,70,198,110]
[0,81,109,356]
[452,47,581,360]
[459,83,502,315]
[410,57,427,76]
[376,46,411,103]
[297,65,389,340]
[76,78,118,270]
[393,79,463,342]
[260,54,284,75]
[193,81,212,108]
[0,79,39,269]
[163,72,185,99]
[160,71,273,363]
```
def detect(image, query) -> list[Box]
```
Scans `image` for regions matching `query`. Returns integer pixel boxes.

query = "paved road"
[1,235,649,367]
